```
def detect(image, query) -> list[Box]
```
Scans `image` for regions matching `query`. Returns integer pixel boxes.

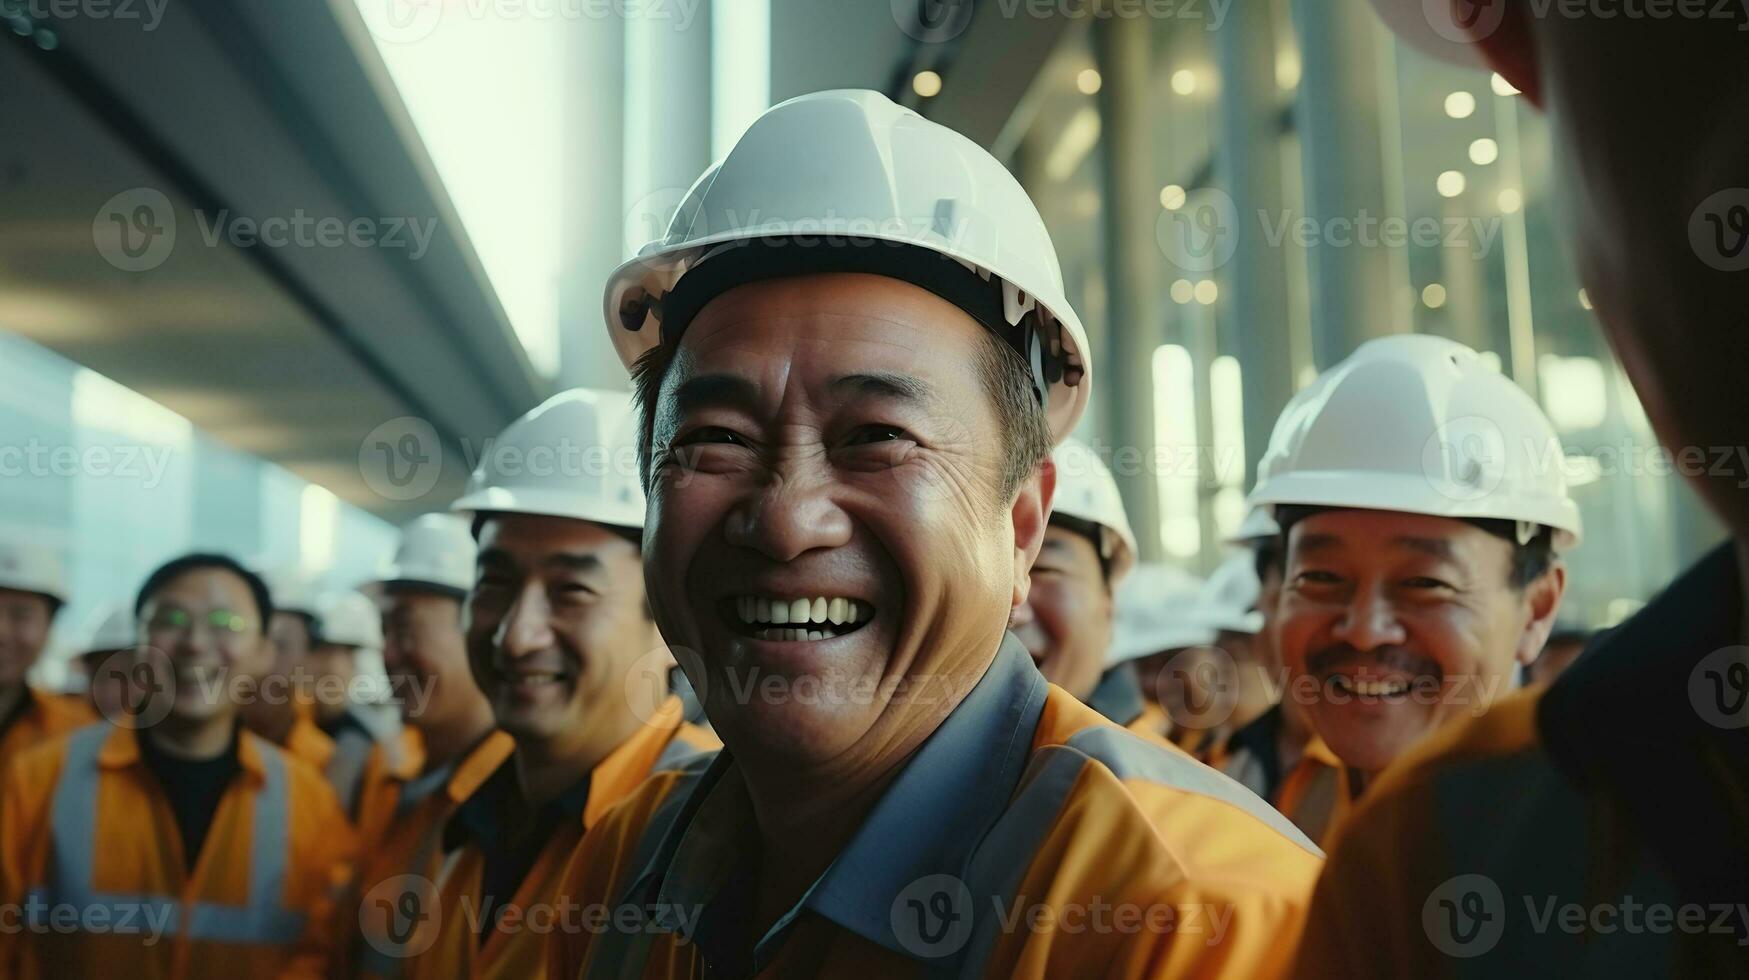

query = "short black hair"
[1274,505,1555,590]
[630,297,1052,504]
[1253,533,1283,584]
[1047,512,1116,584]
[134,553,274,634]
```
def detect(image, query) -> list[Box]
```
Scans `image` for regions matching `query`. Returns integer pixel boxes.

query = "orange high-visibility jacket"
[349,730,515,979]
[402,698,718,980]
[0,722,358,979]
[0,686,95,775]
[548,637,1323,979]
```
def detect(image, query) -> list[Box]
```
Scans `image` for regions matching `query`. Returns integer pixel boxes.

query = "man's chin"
[1312,706,1432,775]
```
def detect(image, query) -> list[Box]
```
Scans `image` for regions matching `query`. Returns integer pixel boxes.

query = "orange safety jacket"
[0,685,95,775]
[403,698,718,980]
[350,729,516,979]
[0,722,357,979]
[548,636,1323,979]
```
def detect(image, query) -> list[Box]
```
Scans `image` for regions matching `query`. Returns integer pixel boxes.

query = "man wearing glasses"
[0,553,357,978]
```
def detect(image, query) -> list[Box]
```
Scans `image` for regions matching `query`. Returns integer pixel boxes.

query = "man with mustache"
[400,389,716,980]
[1294,2,1749,973]
[548,89,1320,979]
[1245,334,1577,842]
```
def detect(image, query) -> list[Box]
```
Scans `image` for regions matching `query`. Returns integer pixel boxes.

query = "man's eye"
[676,427,746,447]
[844,424,910,447]
[1404,577,1455,592]
[1295,570,1343,587]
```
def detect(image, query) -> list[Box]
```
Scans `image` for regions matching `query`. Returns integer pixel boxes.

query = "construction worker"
[0,540,93,774]
[349,514,508,977]
[1184,553,1276,763]
[394,389,717,980]
[549,89,1320,979]
[249,569,336,772]
[1247,336,1577,826]
[1113,561,1218,744]
[0,553,356,977]
[1210,514,1337,842]
[1008,437,1139,719]
[309,589,397,816]
[73,603,136,723]
[1294,4,1749,974]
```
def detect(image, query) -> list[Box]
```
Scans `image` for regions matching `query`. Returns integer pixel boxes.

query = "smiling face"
[1275,509,1564,775]
[1012,523,1113,701]
[383,589,476,728]
[139,568,272,729]
[641,272,1052,766]
[465,513,660,751]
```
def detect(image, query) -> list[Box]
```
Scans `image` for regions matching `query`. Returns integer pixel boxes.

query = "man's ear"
[1011,457,1056,610]
[1470,0,1545,107]
[1515,561,1567,666]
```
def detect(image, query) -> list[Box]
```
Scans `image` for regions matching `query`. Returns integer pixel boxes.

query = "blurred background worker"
[0,554,356,978]
[1115,561,1218,745]
[1189,552,1277,762]
[1211,514,1335,842]
[1297,3,1749,973]
[1009,437,1140,720]
[396,390,715,980]
[247,569,336,773]
[350,513,508,976]
[309,588,398,816]
[1246,334,1578,842]
[71,603,135,723]
[0,540,92,773]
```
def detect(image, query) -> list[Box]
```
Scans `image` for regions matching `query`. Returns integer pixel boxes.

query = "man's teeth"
[1334,677,1411,697]
[733,596,873,639]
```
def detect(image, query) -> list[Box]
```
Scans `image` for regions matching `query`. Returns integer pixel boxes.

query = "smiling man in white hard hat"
[0,540,94,773]
[1008,437,1144,720]
[549,89,1319,980]
[245,568,337,772]
[392,389,716,980]
[1294,3,1749,974]
[1247,335,1575,819]
[308,588,396,815]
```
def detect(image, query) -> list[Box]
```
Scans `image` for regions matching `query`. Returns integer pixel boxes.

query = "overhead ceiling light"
[1469,138,1499,165]
[912,70,942,98]
[1159,184,1187,210]
[1076,68,1102,95]
[1422,283,1448,308]
[1445,91,1477,119]
[1437,170,1467,198]
[1171,69,1197,95]
[1497,188,1524,213]
[1490,72,1520,96]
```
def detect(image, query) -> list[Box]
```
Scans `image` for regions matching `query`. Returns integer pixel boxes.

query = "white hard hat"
[1247,335,1582,551]
[1194,554,1265,636]
[1048,438,1138,584]
[451,388,646,531]
[80,604,135,654]
[1224,507,1281,546]
[1107,563,1215,667]
[313,590,382,650]
[1364,0,1490,70]
[261,566,323,620]
[373,514,477,596]
[604,89,1091,443]
[0,540,66,605]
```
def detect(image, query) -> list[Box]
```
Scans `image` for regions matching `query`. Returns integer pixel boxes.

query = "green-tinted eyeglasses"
[146,608,249,636]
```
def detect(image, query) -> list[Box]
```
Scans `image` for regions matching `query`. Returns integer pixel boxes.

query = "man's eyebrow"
[1393,536,1458,562]
[673,374,761,414]
[547,553,606,575]
[829,372,934,402]
[1293,533,1342,556]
